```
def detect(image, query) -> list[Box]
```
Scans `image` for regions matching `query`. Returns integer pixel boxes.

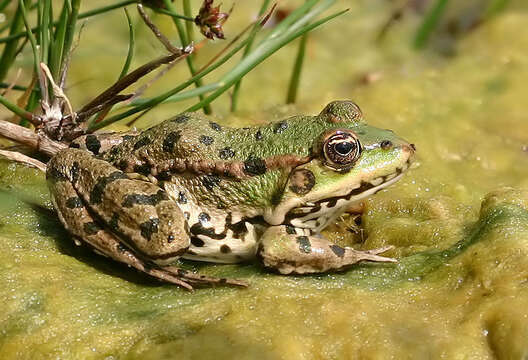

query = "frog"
[46,100,415,290]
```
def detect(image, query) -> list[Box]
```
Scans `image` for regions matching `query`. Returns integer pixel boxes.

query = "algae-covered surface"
[1,1,528,359]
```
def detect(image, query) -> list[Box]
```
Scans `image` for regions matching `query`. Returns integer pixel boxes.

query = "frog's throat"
[264,160,410,226]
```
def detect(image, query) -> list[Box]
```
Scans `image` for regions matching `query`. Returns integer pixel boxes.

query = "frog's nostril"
[380,140,393,150]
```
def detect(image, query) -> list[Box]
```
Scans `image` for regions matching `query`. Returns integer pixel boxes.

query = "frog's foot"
[257,226,396,275]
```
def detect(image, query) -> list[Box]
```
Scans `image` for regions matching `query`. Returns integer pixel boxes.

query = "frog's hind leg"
[257,225,396,274]
[47,149,247,289]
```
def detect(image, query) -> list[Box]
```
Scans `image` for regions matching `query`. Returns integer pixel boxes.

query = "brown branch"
[0,149,46,171]
[76,50,191,121]
[0,119,67,157]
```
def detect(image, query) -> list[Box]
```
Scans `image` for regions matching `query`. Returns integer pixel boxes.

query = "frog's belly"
[182,221,259,263]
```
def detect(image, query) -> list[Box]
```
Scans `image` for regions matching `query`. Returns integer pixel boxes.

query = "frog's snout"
[402,143,416,154]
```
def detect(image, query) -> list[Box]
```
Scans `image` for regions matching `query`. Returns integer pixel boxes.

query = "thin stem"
[413,0,449,49]
[231,0,270,112]
[149,7,194,21]
[0,94,34,120]
[162,0,211,114]
[286,32,307,104]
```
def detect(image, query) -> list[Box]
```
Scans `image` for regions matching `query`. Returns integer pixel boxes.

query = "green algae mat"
[1,1,528,359]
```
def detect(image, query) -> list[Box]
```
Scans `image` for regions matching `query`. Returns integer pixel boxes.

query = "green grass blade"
[18,0,39,75]
[231,0,270,112]
[90,34,256,131]
[0,0,136,45]
[0,94,34,120]
[413,0,449,49]
[49,2,68,81]
[0,0,11,13]
[0,1,26,82]
[286,32,307,104]
[182,0,194,41]
[185,2,344,112]
[59,0,80,79]
[118,8,135,79]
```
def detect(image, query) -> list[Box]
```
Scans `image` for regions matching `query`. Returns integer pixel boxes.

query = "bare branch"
[0,119,66,157]
[77,50,192,122]
[0,149,46,171]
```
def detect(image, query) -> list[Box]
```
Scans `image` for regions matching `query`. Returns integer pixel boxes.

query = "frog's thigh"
[47,149,190,264]
[257,226,396,274]
[48,177,197,289]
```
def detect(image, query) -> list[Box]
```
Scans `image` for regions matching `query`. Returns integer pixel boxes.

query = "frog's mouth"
[284,159,411,228]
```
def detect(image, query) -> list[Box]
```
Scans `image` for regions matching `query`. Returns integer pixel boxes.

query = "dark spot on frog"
[199,135,214,145]
[122,134,137,142]
[243,157,267,176]
[380,140,393,150]
[116,160,129,171]
[167,235,175,243]
[65,196,83,209]
[274,121,288,134]
[288,169,315,195]
[156,171,172,181]
[69,142,80,149]
[330,244,345,258]
[178,191,187,204]
[85,134,102,155]
[162,131,181,153]
[171,114,189,123]
[202,175,221,191]
[134,163,152,176]
[46,166,68,182]
[90,171,129,204]
[198,212,210,224]
[220,244,231,253]
[296,236,311,253]
[140,218,160,240]
[190,222,226,240]
[71,161,80,184]
[122,190,169,207]
[255,130,263,141]
[133,136,152,151]
[219,147,235,159]
[285,225,296,235]
[227,220,248,238]
[109,213,120,231]
[210,122,222,131]
[83,222,101,235]
[409,143,417,152]
[191,237,205,247]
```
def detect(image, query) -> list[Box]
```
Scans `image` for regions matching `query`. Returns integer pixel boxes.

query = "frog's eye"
[322,130,361,170]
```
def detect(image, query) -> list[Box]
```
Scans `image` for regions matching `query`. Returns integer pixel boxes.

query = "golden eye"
[322,130,361,170]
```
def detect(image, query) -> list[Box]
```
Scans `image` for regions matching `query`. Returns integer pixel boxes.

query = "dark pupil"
[334,141,354,156]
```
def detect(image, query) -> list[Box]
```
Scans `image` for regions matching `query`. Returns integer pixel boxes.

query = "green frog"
[46,101,415,289]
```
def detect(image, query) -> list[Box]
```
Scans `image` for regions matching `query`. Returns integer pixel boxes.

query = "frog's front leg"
[47,148,247,289]
[257,226,396,274]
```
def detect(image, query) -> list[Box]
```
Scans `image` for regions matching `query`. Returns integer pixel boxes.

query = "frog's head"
[265,100,415,228]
